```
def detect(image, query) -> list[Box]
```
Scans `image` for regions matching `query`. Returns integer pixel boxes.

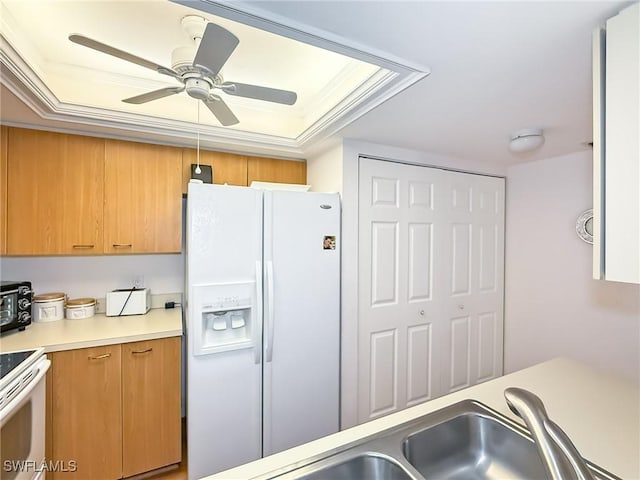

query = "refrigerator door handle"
[265,260,275,363]
[254,260,263,365]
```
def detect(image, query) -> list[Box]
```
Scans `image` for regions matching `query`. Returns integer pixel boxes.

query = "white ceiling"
[0,0,632,166]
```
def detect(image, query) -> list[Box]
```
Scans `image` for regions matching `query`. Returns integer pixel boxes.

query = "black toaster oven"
[0,281,33,334]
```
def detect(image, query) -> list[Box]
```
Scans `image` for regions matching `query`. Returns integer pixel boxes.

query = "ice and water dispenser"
[192,281,256,356]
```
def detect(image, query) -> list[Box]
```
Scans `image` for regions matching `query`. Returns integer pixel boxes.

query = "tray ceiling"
[0,0,427,154]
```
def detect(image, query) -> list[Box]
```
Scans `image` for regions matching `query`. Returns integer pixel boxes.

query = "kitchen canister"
[65,298,96,320]
[33,292,66,322]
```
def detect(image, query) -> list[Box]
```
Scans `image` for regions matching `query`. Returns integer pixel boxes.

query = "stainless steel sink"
[254,400,620,480]
[297,453,413,480]
[403,413,546,479]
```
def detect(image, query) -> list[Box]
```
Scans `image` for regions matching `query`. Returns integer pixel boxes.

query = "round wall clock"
[576,209,594,244]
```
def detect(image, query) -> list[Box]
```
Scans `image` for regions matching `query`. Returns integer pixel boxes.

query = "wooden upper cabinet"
[104,140,182,254]
[182,148,248,193]
[1,126,7,255]
[122,337,181,477]
[3,127,306,257]
[6,128,104,255]
[247,156,307,185]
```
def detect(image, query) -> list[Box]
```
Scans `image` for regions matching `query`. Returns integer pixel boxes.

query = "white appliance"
[0,348,51,480]
[186,183,341,479]
[105,288,151,316]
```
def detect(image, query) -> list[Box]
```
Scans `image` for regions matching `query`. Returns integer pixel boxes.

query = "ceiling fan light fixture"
[185,77,211,100]
[68,17,296,127]
[509,128,545,153]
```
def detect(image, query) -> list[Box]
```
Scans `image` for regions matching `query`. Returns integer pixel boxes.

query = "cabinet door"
[182,149,247,193]
[122,337,181,477]
[104,140,182,253]
[601,3,640,283]
[0,126,7,254]
[247,156,307,185]
[7,128,104,255]
[50,345,122,480]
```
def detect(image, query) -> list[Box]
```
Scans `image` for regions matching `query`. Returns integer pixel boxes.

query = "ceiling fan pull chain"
[196,101,201,174]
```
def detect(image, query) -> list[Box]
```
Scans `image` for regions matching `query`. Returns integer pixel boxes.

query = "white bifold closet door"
[357,157,505,423]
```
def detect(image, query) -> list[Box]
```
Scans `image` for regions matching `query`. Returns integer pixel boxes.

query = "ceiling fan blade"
[69,34,180,80]
[192,23,239,76]
[204,94,239,126]
[122,86,185,104]
[221,82,297,105]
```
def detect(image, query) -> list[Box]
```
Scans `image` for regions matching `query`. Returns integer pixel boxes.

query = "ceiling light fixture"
[509,128,545,153]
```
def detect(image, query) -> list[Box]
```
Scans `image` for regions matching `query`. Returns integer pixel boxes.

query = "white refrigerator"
[186,183,341,479]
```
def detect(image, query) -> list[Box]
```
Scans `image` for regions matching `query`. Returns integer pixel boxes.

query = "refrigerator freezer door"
[262,190,341,456]
[187,183,263,286]
[186,183,263,479]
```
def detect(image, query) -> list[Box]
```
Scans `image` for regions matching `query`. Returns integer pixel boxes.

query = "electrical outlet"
[134,275,145,289]
[95,297,106,314]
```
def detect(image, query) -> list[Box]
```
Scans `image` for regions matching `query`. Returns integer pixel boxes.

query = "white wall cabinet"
[356,157,505,423]
[593,3,640,284]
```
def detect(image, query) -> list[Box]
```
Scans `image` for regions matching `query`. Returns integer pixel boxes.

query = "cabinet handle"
[131,348,153,355]
[112,244,132,248]
[73,244,95,249]
[88,353,111,360]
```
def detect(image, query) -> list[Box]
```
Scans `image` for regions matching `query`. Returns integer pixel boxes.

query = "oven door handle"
[0,358,51,426]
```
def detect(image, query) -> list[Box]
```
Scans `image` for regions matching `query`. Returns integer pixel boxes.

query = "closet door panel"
[357,157,504,423]
[358,158,447,423]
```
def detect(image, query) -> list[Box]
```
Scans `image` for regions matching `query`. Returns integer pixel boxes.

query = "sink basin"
[298,454,412,480]
[403,413,545,479]
[257,400,620,480]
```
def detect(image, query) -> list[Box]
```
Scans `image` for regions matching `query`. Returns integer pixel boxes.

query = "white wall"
[0,253,184,299]
[306,142,343,193]
[339,139,506,428]
[504,150,640,383]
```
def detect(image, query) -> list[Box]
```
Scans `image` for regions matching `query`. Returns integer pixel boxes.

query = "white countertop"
[208,357,640,480]
[0,307,182,353]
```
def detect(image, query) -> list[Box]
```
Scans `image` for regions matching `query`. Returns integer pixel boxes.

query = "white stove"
[0,347,50,480]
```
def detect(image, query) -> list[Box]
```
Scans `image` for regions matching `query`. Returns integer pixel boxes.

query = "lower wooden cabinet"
[122,339,181,477]
[48,337,181,479]
[50,345,122,479]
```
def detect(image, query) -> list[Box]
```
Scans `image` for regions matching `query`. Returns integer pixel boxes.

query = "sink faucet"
[504,387,595,480]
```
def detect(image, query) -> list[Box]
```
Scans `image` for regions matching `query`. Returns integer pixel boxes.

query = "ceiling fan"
[68,15,297,126]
